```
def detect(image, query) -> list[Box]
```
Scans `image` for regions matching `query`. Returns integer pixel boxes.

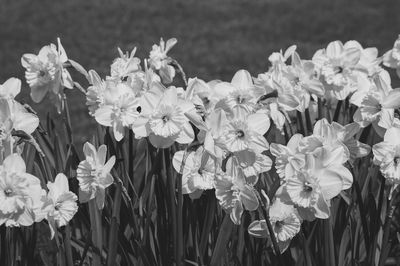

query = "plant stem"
[89,200,102,265]
[378,190,397,266]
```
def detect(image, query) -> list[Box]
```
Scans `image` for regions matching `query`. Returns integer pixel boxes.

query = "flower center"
[236,96,245,104]
[235,130,245,138]
[162,115,170,123]
[303,181,313,192]
[334,66,344,74]
[275,220,284,230]
[4,188,13,197]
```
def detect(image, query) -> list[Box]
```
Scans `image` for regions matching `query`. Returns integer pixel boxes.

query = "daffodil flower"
[220,112,270,154]
[132,86,194,148]
[0,154,44,226]
[21,38,73,108]
[149,37,177,84]
[213,70,258,118]
[172,146,217,199]
[214,169,259,225]
[270,134,305,180]
[77,142,115,210]
[94,80,140,141]
[383,35,400,78]
[353,73,400,136]
[312,40,362,100]
[109,47,141,81]
[373,121,400,185]
[42,173,78,239]
[248,198,301,253]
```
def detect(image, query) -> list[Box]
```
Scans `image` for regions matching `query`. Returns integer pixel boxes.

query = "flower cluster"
[0,34,398,253]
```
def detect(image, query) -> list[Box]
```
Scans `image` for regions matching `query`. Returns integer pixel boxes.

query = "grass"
[0,0,399,145]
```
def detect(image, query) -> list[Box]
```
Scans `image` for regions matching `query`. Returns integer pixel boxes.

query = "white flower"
[43,173,78,239]
[77,142,115,210]
[353,73,400,136]
[270,134,305,180]
[132,86,194,148]
[0,78,21,100]
[94,80,140,141]
[248,198,301,253]
[220,113,270,154]
[383,35,400,77]
[149,37,177,84]
[373,121,400,184]
[0,154,43,227]
[21,38,73,106]
[172,147,217,198]
[215,169,258,225]
[312,40,362,100]
[109,47,141,80]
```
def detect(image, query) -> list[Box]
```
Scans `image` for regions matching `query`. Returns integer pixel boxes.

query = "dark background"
[1,0,399,144]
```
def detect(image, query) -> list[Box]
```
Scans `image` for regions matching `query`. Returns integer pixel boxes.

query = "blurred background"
[0,0,399,144]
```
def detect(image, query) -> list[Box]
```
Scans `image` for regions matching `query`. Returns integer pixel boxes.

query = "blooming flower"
[132,86,194,148]
[353,73,400,136]
[312,40,362,100]
[248,198,301,253]
[21,38,74,110]
[42,173,78,238]
[220,113,270,154]
[109,47,141,81]
[383,35,400,78]
[94,80,140,141]
[373,120,400,185]
[149,37,177,84]
[77,142,115,210]
[0,154,44,226]
[172,146,217,198]
[214,169,258,225]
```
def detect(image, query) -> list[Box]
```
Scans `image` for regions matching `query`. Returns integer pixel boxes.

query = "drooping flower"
[77,142,115,210]
[149,37,177,84]
[248,198,301,253]
[21,38,74,109]
[42,173,78,239]
[0,154,44,227]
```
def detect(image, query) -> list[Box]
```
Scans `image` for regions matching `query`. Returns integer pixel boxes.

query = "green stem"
[89,200,102,265]
[378,191,397,266]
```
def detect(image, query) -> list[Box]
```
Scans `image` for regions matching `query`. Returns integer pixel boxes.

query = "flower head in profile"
[373,120,400,185]
[353,73,400,136]
[43,173,78,239]
[77,142,115,210]
[21,38,73,108]
[0,154,44,227]
[248,198,301,253]
[383,35,400,78]
[149,37,177,84]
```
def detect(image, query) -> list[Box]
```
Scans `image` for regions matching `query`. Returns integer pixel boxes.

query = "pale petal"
[247,113,270,135]
[3,153,26,173]
[231,70,253,91]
